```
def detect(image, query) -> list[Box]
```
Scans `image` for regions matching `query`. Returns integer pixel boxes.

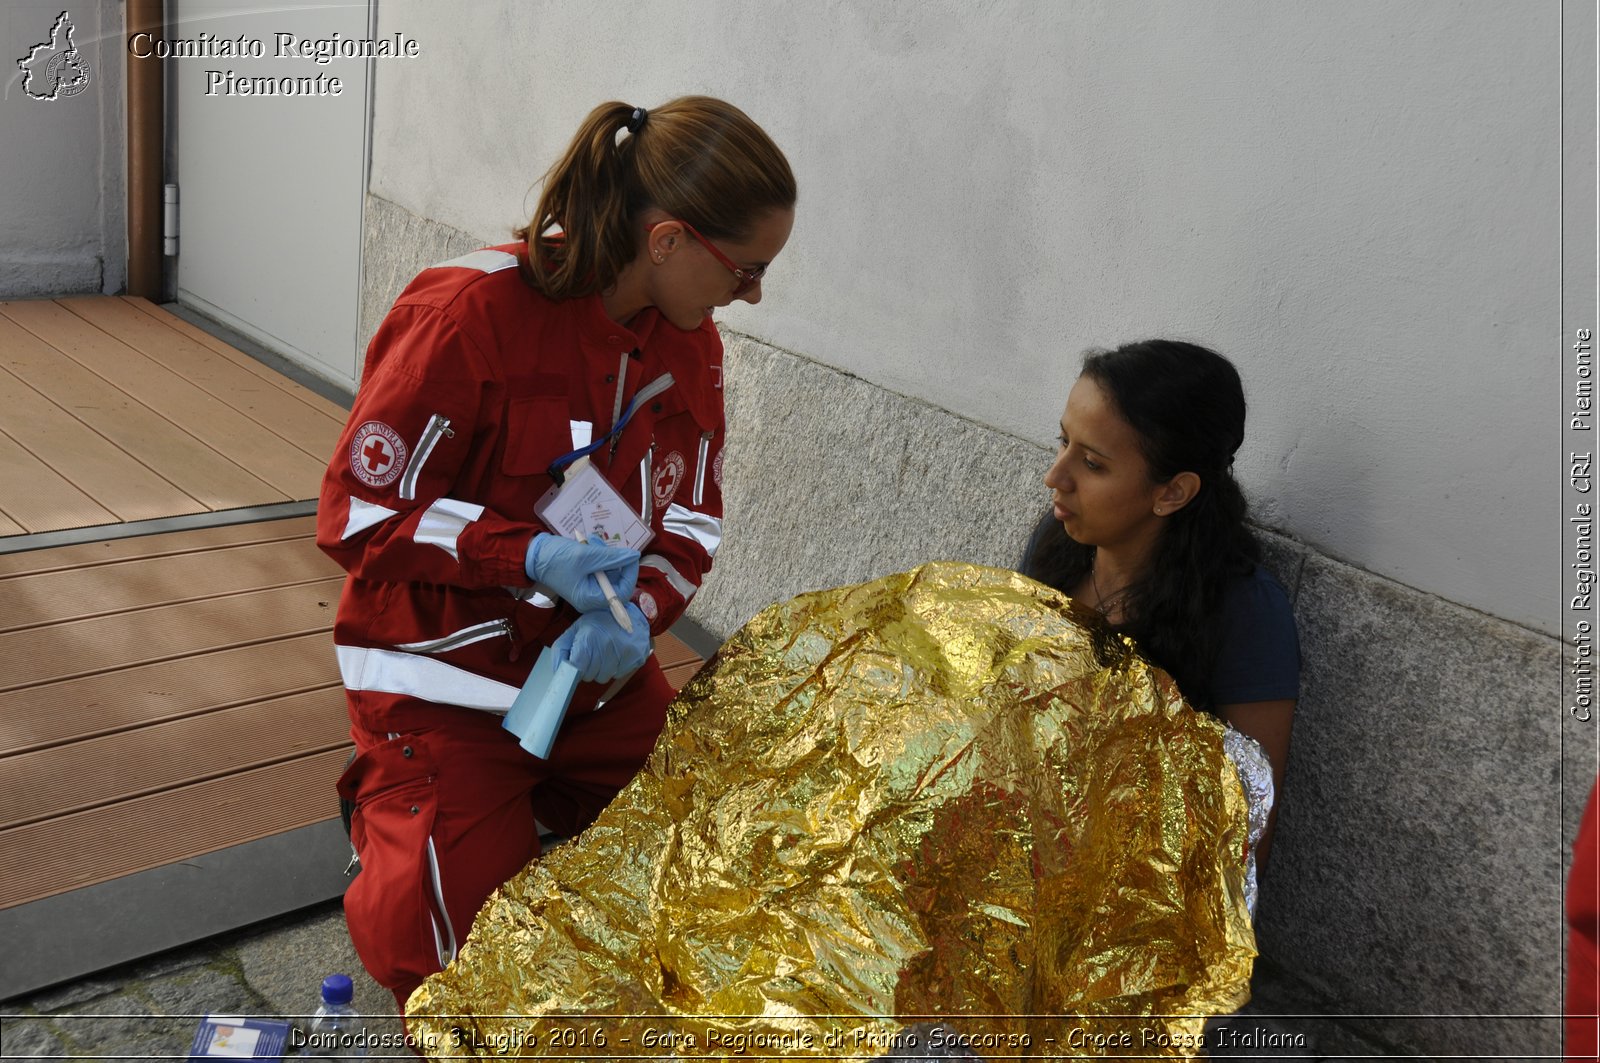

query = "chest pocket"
[501,374,572,477]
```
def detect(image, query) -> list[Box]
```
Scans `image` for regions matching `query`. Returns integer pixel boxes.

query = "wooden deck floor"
[0,297,705,996]
[0,517,347,909]
[0,296,344,535]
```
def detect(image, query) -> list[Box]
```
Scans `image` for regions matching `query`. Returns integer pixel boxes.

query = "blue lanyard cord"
[546,392,646,485]
[545,372,677,485]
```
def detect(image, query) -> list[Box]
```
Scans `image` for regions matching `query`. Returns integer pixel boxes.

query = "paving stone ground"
[0,904,1402,1062]
[0,900,411,1061]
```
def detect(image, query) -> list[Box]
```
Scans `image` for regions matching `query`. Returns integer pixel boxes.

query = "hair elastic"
[626,107,648,133]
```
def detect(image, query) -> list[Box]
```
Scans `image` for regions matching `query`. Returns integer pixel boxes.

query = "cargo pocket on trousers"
[337,734,449,992]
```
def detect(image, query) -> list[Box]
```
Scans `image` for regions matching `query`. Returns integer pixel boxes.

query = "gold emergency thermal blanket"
[408,562,1255,1060]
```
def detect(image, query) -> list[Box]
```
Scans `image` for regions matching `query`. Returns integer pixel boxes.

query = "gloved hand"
[552,603,651,684]
[524,533,639,613]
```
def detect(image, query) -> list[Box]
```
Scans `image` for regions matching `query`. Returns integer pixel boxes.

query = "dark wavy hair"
[1020,339,1261,714]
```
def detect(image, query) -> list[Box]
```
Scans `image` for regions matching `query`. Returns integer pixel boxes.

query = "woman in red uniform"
[318,96,796,1003]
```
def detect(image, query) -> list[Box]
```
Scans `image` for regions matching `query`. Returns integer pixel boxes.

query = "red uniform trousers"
[335,660,673,1006]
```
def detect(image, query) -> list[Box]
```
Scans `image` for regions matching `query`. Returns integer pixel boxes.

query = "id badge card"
[534,456,654,550]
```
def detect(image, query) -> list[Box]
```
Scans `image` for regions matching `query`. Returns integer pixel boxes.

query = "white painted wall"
[0,0,125,297]
[369,0,1561,635]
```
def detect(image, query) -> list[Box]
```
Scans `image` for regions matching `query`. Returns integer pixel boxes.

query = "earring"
[653,250,663,263]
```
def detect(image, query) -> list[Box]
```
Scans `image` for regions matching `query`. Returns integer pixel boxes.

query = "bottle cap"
[321,973,354,1005]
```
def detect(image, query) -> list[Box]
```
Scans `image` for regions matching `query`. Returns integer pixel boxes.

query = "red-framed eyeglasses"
[648,219,767,296]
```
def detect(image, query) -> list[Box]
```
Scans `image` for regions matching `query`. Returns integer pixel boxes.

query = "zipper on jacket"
[639,443,656,524]
[693,432,713,506]
[394,619,509,655]
[504,614,522,662]
[400,414,455,500]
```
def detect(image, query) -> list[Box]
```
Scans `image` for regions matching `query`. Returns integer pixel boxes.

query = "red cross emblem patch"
[349,421,408,488]
[653,451,686,508]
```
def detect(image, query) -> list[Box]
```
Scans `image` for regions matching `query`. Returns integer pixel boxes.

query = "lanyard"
[545,372,676,485]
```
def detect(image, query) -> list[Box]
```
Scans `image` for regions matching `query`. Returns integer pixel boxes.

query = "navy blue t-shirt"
[1017,519,1300,706]
[1207,565,1300,707]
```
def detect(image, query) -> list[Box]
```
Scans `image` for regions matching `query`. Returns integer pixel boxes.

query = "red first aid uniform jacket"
[317,245,725,724]
[1571,777,1599,1062]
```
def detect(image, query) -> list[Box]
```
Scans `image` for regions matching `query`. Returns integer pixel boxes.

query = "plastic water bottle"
[303,973,365,1056]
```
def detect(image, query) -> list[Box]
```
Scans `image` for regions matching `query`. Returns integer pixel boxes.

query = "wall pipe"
[126,0,164,298]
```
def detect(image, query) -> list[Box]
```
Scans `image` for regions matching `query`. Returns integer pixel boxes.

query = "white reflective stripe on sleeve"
[569,419,593,449]
[336,645,519,714]
[662,503,722,558]
[642,554,697,600]
[342,497,399,540]
[432,248,518,274]
[693,435,710,506]
[414,498,485,561]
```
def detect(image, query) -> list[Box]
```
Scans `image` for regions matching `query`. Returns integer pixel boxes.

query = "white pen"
[572,526,634,633]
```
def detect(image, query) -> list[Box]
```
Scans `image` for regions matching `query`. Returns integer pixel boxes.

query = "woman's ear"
[643,219,682,263]
[1154,471,1201,516]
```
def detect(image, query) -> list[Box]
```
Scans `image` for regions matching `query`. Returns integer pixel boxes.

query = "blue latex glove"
[552,603,650,684]
[525,533,639,613]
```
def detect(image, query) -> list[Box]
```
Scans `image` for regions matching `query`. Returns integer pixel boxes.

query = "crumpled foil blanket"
[1222,727,1275,916]
[407,562,1256,1060]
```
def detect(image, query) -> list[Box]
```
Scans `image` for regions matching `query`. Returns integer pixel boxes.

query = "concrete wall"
[357,2,1576,1056]
[0,0,125,297]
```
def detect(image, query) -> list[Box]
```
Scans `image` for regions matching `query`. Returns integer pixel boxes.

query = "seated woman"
[1021,338,1300,871]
